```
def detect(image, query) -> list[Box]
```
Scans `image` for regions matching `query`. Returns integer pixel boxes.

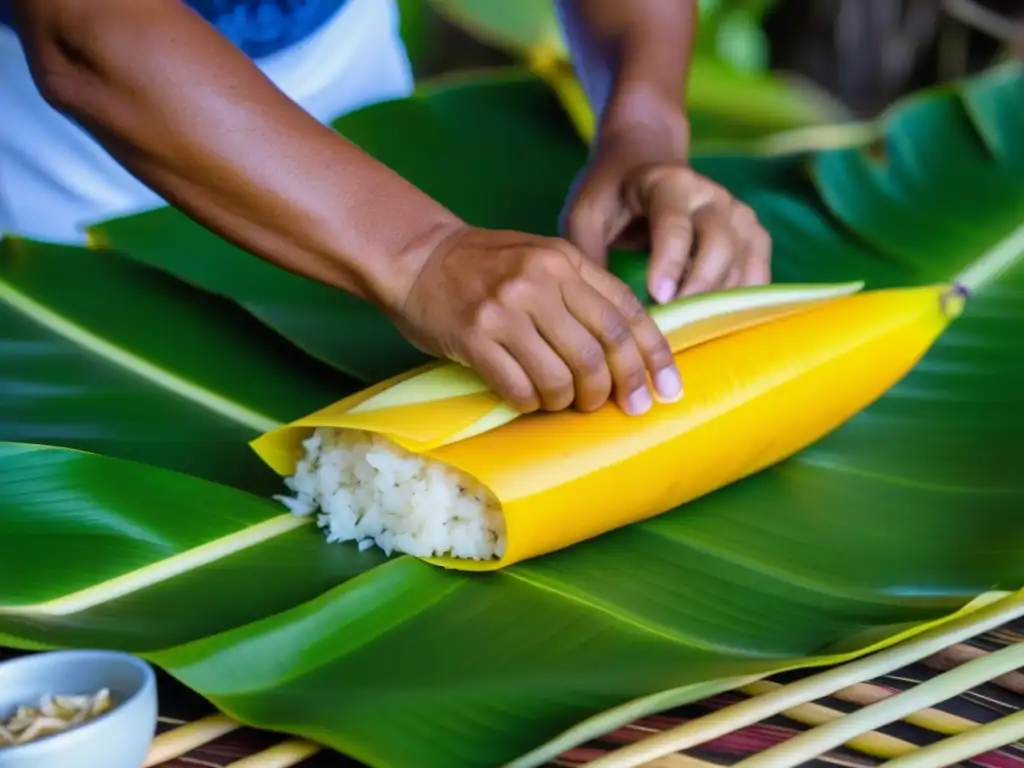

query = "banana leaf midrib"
[155,559,467,692]
[0,241,282,434]
[3,513,309,615]
[953,220,1024,291]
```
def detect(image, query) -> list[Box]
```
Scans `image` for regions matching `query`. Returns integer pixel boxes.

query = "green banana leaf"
[0,238,353,492]
[0,442,385,651]
[4,64,1023,768]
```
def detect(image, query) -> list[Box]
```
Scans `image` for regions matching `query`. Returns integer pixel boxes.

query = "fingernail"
[653,367,683,402]
[651,278,675,304]
[626,386,653,416]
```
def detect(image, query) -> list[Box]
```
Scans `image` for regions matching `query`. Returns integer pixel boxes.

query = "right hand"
[391,224,683,416]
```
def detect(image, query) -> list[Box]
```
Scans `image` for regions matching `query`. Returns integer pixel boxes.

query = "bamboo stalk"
[732,641,1024,767]
[881,709,1024,768]
[144,714,240,766]
[646,754,720,767]
[581,590,1024,768]
[739,682,917,758]
[223,739,322,767]
[747,681,979,737]
[922,643,1024,694]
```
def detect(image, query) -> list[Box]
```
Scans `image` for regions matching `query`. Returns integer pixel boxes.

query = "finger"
[582,261,682,404]
[743,225,773,286]
[571,267,682,415]
[643,180,695,305]
[464,340,540,414]
[531,301,613,413]
[498,321,577,412]
[561,189,624,270]
[678,204,735,297]
[724,264,744,289]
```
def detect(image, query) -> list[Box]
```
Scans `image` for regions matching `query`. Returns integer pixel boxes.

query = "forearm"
[553,0,695,155]
[13,0,460,309]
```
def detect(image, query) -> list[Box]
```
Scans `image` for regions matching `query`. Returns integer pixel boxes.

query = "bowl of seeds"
[0,650,157,768]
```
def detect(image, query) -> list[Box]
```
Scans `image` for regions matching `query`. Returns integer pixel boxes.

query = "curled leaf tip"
[941,284,969,319]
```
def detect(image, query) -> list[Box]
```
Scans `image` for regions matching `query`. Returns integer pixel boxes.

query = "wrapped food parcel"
[251,282,963,571]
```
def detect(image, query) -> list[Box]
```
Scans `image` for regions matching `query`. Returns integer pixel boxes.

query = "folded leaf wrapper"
[252,283,961,571]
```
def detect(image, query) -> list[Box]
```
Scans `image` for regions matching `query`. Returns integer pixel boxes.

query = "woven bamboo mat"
[5,616,1022,767]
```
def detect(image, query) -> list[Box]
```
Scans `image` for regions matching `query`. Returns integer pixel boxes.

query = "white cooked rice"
[275,428,506,560]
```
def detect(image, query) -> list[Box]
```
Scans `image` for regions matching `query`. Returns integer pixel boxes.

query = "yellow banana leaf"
[253,282,861,460]
[252,282,961,571]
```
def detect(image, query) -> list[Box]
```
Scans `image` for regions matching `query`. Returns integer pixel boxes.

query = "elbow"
[27,39,90,114]
[14,2,100,116]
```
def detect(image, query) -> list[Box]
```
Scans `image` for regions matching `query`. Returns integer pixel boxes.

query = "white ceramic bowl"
[0,650,157,768]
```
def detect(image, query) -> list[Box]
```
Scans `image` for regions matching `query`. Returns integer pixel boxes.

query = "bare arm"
[12,0,460,309]
[554,0,771,302]
[11,0,681,415]
[553,0,695,154]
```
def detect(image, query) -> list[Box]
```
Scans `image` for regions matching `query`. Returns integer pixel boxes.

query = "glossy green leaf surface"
[0,239,350,492]
[0,443,383,651]
[5,66,1023,768]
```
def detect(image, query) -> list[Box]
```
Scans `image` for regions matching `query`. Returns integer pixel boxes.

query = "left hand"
[561,130,772,304]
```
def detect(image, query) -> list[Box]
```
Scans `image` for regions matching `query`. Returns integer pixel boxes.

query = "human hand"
[391,225,683,416]
[561,131,772,304]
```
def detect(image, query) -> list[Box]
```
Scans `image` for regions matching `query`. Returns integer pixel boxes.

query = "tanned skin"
[12,0,768,418]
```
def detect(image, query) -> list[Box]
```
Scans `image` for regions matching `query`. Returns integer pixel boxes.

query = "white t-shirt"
[0,0,413,243]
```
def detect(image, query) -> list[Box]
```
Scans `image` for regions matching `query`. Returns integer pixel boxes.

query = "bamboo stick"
[732,641,1024,767]
[223,739,322,767]
[739,682,917,758]
[143,714,240,766]
[581,590,1024,768]
[922,643,1024,694]
[746,681,979,737]
[881,709,1024,768]
[645,754,720,767]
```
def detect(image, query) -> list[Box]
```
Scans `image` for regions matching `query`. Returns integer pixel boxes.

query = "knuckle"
[539,372,574,410]
[505,380,539,411]
[687,272,713,293]
[646,339,676,370]
[495,277,533,306]
[566,199,603,236]
[600,310,633,350]
[525,247,568,278]
[732,202,760,229]
[574,341,607,376]
[615,288,647,323]
[469,300,506,334]
[660,216,694,241]
[613,362,648,396]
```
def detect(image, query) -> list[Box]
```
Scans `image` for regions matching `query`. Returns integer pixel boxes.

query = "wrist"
[361,214,467,316]
[597,82,690,163]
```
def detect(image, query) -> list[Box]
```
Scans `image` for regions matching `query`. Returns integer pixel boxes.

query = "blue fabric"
[0,0,348,59]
